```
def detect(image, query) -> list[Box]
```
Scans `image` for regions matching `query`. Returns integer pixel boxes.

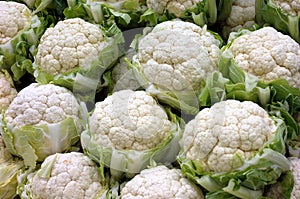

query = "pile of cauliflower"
[0,0,300,199]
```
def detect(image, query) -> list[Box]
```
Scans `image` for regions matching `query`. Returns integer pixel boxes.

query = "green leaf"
[139,9,158,25]
[37,154,57,178]
[223,179,263,199]
[255,0,299,43]
[0,160,24,199]
[2,117,80,169]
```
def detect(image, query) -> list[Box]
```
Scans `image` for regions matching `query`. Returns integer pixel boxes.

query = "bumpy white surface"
[89,89,172,150]
[289,157,300,198]
[182,99,277,172]
[137,20,220,92]
[0,1,31,44]
[36,18,107,75]
[29,152,104,199]
[0,71,17,111]
[275,0,300,16]
[222,0,255,38]
[146,0,202,17]
[229,27,300,89]
[5,83,81,127]
[121,165,204,199]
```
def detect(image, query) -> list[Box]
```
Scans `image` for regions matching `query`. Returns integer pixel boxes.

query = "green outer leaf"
[2,117,80,169]
[64,0,95,20]
[81,110,183,179]
[32,0,53,14]
[121,0,139,10]
[139,8,158,25]
[199,70,271,108]
[199,69,229,106]
[264,170,294,199]
[268,103,300,140]
[255,0,299,43]
[216,0,233,22]
[36,154,57,178]
[268,79,300,115]
[222,179,263,199]
[205,190,239,199]
[64,0,146,27]
[146,85,201,115]
[196,175,224,192]
[0,160,24,199]
[206,0,217,24]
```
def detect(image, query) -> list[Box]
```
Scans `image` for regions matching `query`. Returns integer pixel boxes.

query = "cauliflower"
[0,2,31,45]
[0,1,50,80]
[33,17,123,104]
[20,152,106,199]
[226,27,300,89]
[136,20,220,92]
[182,99,277,172]
[81,89,182,176]
[121,165,204,199]
[274,0,300,17]
[35,18,107,75]
[0,70,17,112]
[2,83,83,168]
[131,20,221,114]
[222,0,256,39]
[5,83,81,127]
[146,0,201,17]
[178,99,290,198]
[89,89,172,150]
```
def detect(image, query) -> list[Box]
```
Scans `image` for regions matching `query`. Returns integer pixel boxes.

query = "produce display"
[0,0,300,198]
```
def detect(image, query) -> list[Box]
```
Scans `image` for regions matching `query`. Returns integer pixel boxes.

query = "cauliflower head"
[181,99,277,172]
[0,1,31,45]
[222,0,255,38]
[89,89,172,151]
[26,152,105,199]
[146,0,202,17]
[2,83,83,168]
[228,27,300,89]
[0,71,17,111]
[121,165,204,199]
[289,157,300,198]
[136,20,221,92]
[274,0,300,16]
[35,18,107,75]
[5,83,81,127]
